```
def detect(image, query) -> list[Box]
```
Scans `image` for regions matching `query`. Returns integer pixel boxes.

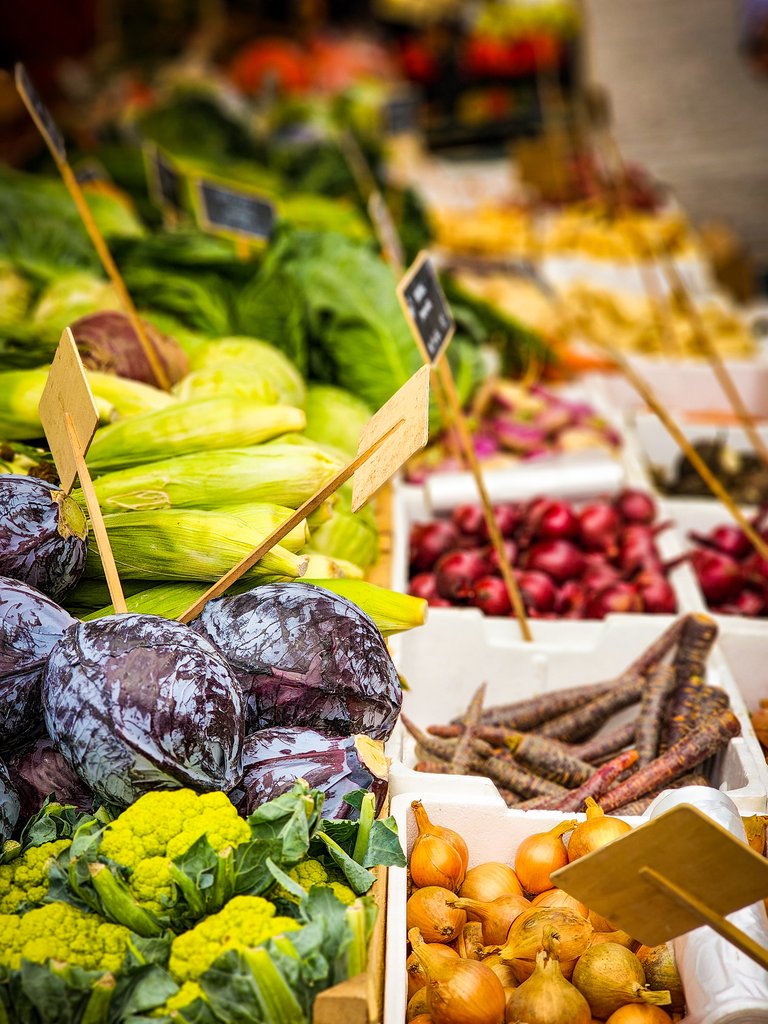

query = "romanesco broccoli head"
[98,789,250,914]
[0,902,129,972]
[328,881,356,906]
[0,839,71,914]
[289,859,328,889]
[153,980,205,1018]
[168,895,300,983]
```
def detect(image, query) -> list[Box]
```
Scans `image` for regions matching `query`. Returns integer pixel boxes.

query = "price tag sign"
[144,144,183,212]
[194,178,275,242]
[15,63,66,161]
[552,804,768,949]
[383,90,420,136]
[397,251,455,366]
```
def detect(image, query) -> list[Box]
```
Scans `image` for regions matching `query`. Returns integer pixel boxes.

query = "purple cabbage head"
[6,736,93,819]
[0,576,77,753]
[231,727,388,819]
[42,613,244,807]
[191,583,402,741]
[0,758,20,842]
[0,475,88,600]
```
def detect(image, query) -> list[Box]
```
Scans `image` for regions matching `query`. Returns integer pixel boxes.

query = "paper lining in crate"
[386,614,768,814]
[391,469,705,635]
[384,790,768,1024]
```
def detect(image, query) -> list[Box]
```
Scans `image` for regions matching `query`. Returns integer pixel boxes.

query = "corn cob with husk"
[85,396,306,472]
[309,509,379,568]
[82,578,427,635]
[212,502,309,552]
[83,508,309,582]
[74,444,342,512]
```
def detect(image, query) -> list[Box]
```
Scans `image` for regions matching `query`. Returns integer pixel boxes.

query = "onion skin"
[500,906,593,980]
[408,944,459,998]
[567,800,632,862]
[408,989,430,1021]
[407,887,467,944]
[411,801,469,892]
[531,888,589,920]
[514,821,577,894]
[605,1007,672,1024]
[588,908,619,933]
[408,1016,435,1024]
[505,948,592,1024]
[409,928,506,1024]
[572,943,672,1020]
[450,894,531,945]
[459,862,523,903]
[589,929,636,950]
[635,944,684,1013]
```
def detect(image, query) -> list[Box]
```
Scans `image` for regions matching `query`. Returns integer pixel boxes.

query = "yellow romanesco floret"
[99,789,251,913]
[0,902,130,972]
[168,895,300,983]
[328,882,356,906]
[289,860,328,889]
[153,980,205,1018]
[0,840,71,914]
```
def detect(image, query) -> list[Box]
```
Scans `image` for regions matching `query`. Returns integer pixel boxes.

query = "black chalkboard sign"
[398,252,455,365]
[74,160,111,186]
[15,63,66,161]
[196,179,275,241]
[145,145,183,212]
[383,91,420,136]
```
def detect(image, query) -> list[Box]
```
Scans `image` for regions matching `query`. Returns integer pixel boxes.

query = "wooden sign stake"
[15,64,171,393]
[591,337,768,562]
[39,330,127,614]
[177,366,431,623]
[553,804,768,972]
[397,252,532,642]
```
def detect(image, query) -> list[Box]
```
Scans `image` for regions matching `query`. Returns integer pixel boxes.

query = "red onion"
[409,520,459,572]
[717,590,765,617]
[536,500,579,540]
[516,570,557,613]
[487,539,518,572]
[689,525,752,561]
[614,488,656,524]
[744,551,768,586]
[617,522,670,574]
[555,580,587,617]
[434,549,488,601]
[582,561,623,592]
[586,583,644,618]
[526,539,585,583]
[691,549,745,604]
[452,504,486,537]
[636,573,678,613]
[479,503,521,540]
[471,575,512,616]
[408,573,440,601]
[577,502,620,551]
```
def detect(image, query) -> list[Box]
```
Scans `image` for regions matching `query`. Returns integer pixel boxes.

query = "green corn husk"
[85,397,306,473]
[83,578,427,635]
[83,508,307,582]
[87,371,175,419]
[73,444,342,512]
[308,509,379,569]
[218,502,309,553]
[189,337,306,408]
[173,365,279,405]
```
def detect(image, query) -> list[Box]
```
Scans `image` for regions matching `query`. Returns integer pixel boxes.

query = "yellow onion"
[589,908,619,932]
[568,799,632,862]
[407,886,467,944]
[450,893,531,945]
[572,943,671,1020]
[459,862,523,902]
[606,1007,672,1024]
[408,989,429,1021]
[589,929,636,950]
[409,927,506,1024]
[531,888,589,919]
[514,821,577,894]
[484,956,518,989]
[411,801,469,891]
[409,1016,435,1024]
[506,948,592,1024]
[455,921,486,960]
[635,944,685,1013]
[408,943,459,998]
[500,907,593,981]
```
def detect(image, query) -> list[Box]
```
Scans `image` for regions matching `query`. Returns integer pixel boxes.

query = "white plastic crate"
[541,253,713,299]
[384,790,768,1024]
[387,614,768,814]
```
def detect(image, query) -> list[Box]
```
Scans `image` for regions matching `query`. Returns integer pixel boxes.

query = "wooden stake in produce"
[397,252,533,642]
[591,338,768,562]
[14,64,171,393]
[177,365,431,623]
[38,329,127,614]
[553,804,768,971]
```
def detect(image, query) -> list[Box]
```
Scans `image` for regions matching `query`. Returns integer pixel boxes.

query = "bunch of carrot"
[402,613,741,814]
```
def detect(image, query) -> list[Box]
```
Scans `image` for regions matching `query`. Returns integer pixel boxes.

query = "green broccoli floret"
[169,896,300,983]
[0,902,129,973]
[0,839,71,913]
[98,789,250,916]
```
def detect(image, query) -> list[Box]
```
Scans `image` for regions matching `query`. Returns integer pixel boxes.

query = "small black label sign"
[74,160,111,186]
[15,63,66,160]
[145,145,183,211]
[196,179,275,241]
[383,91,420,136]
[398,251,455,365]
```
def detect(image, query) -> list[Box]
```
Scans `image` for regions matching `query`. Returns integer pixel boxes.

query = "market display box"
[384,791,768,1024]
[387,613,768,814]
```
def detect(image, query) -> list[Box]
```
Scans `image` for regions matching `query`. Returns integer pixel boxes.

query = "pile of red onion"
[408,489,678,620]
[683,511,768,617]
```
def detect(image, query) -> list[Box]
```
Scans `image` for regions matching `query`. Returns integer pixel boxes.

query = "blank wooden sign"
[352,364,430,511]
[552,804,768,947]
[38,328,99,494]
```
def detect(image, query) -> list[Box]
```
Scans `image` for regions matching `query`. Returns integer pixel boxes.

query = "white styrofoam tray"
[391,474,705,627]
[387,613,768,815]
[384,791,768,1024]
[541,252,713,299]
